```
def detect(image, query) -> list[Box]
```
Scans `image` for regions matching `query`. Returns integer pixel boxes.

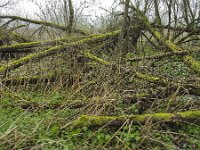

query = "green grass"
[0,92,200,150]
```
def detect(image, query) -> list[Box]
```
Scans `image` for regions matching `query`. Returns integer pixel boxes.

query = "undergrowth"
[0,89,200,149]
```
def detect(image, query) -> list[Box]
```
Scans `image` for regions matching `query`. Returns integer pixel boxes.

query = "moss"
[184,56,200,74]
[71,110,200,128]
[81,51,111,65]
[165,40,182,51]
[179,110,200,118]
[138,9,200,75]
[135,72,161,83]
[2,73,57,86]
[0,30,119,74]
[0,41,41,52]
[131,113,174,122]
[135,92,149,98]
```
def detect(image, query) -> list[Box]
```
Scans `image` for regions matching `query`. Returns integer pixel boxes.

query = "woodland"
[0,0,200,149]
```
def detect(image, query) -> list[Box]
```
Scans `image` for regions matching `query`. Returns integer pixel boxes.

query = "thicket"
[0,0,200,149]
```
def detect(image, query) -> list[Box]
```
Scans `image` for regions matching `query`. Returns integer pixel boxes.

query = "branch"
[131,6,200,75]
[1,74,57,86]
[127,49,200,62]
[0,30,119,75]
[71,110,200,128]
[0,15,88,35]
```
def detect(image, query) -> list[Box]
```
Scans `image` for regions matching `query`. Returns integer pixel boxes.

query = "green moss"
[0,41,40,52]
[72,110,200,128]
[184,56,200,74]
[135,92,149,98]
[132,113,174,122]
[0,29,119,74]
[135,72,161,83]
[139,9,200,75]
[165,40,182,51]
[82,51,111,65]
[179,110,200,118]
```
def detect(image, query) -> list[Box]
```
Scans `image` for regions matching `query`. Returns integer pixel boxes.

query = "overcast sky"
[14,0,115,18]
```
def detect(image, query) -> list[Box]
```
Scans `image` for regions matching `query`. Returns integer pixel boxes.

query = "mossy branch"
[131,6,200,75]
[71,110,200,128]
[0,15,88,35]
[0,30,119,75]
[2,74,57,86]
[0,35,80,53]
[0,30,118,53]
[0,41,42,53]
[134,70,200,96]
[127,49,200,62]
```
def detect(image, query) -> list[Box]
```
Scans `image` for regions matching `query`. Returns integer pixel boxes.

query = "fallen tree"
[131,6,200,75]
[70,110,200,128]
[3,48,200,97]
[127,48,200,62]
[0,35,87,53]
[0,30,118,75]
[1,74,57,86]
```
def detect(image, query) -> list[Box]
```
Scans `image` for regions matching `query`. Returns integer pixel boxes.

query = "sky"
[14,0,115,18]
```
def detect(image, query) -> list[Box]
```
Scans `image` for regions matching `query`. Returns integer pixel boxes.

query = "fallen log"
[0,30,118,75]
[1,74,57,86]
[134,71,200,96]
[0,41,44,53]
[0,35,81,53]
[127,49,200,62]
[0,29,118,54]
[0,15,88,35]
[70,110,200,128]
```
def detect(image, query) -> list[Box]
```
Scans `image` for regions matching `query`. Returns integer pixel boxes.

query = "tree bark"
[118,0,130,55]
[68,0,74,33]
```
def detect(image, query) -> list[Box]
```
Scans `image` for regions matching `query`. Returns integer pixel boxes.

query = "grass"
[1,33,200,149]
[0,89,200,149]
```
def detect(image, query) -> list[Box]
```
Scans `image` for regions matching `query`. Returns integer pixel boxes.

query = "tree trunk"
[68,0,74,33]
[119,0,130,55]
